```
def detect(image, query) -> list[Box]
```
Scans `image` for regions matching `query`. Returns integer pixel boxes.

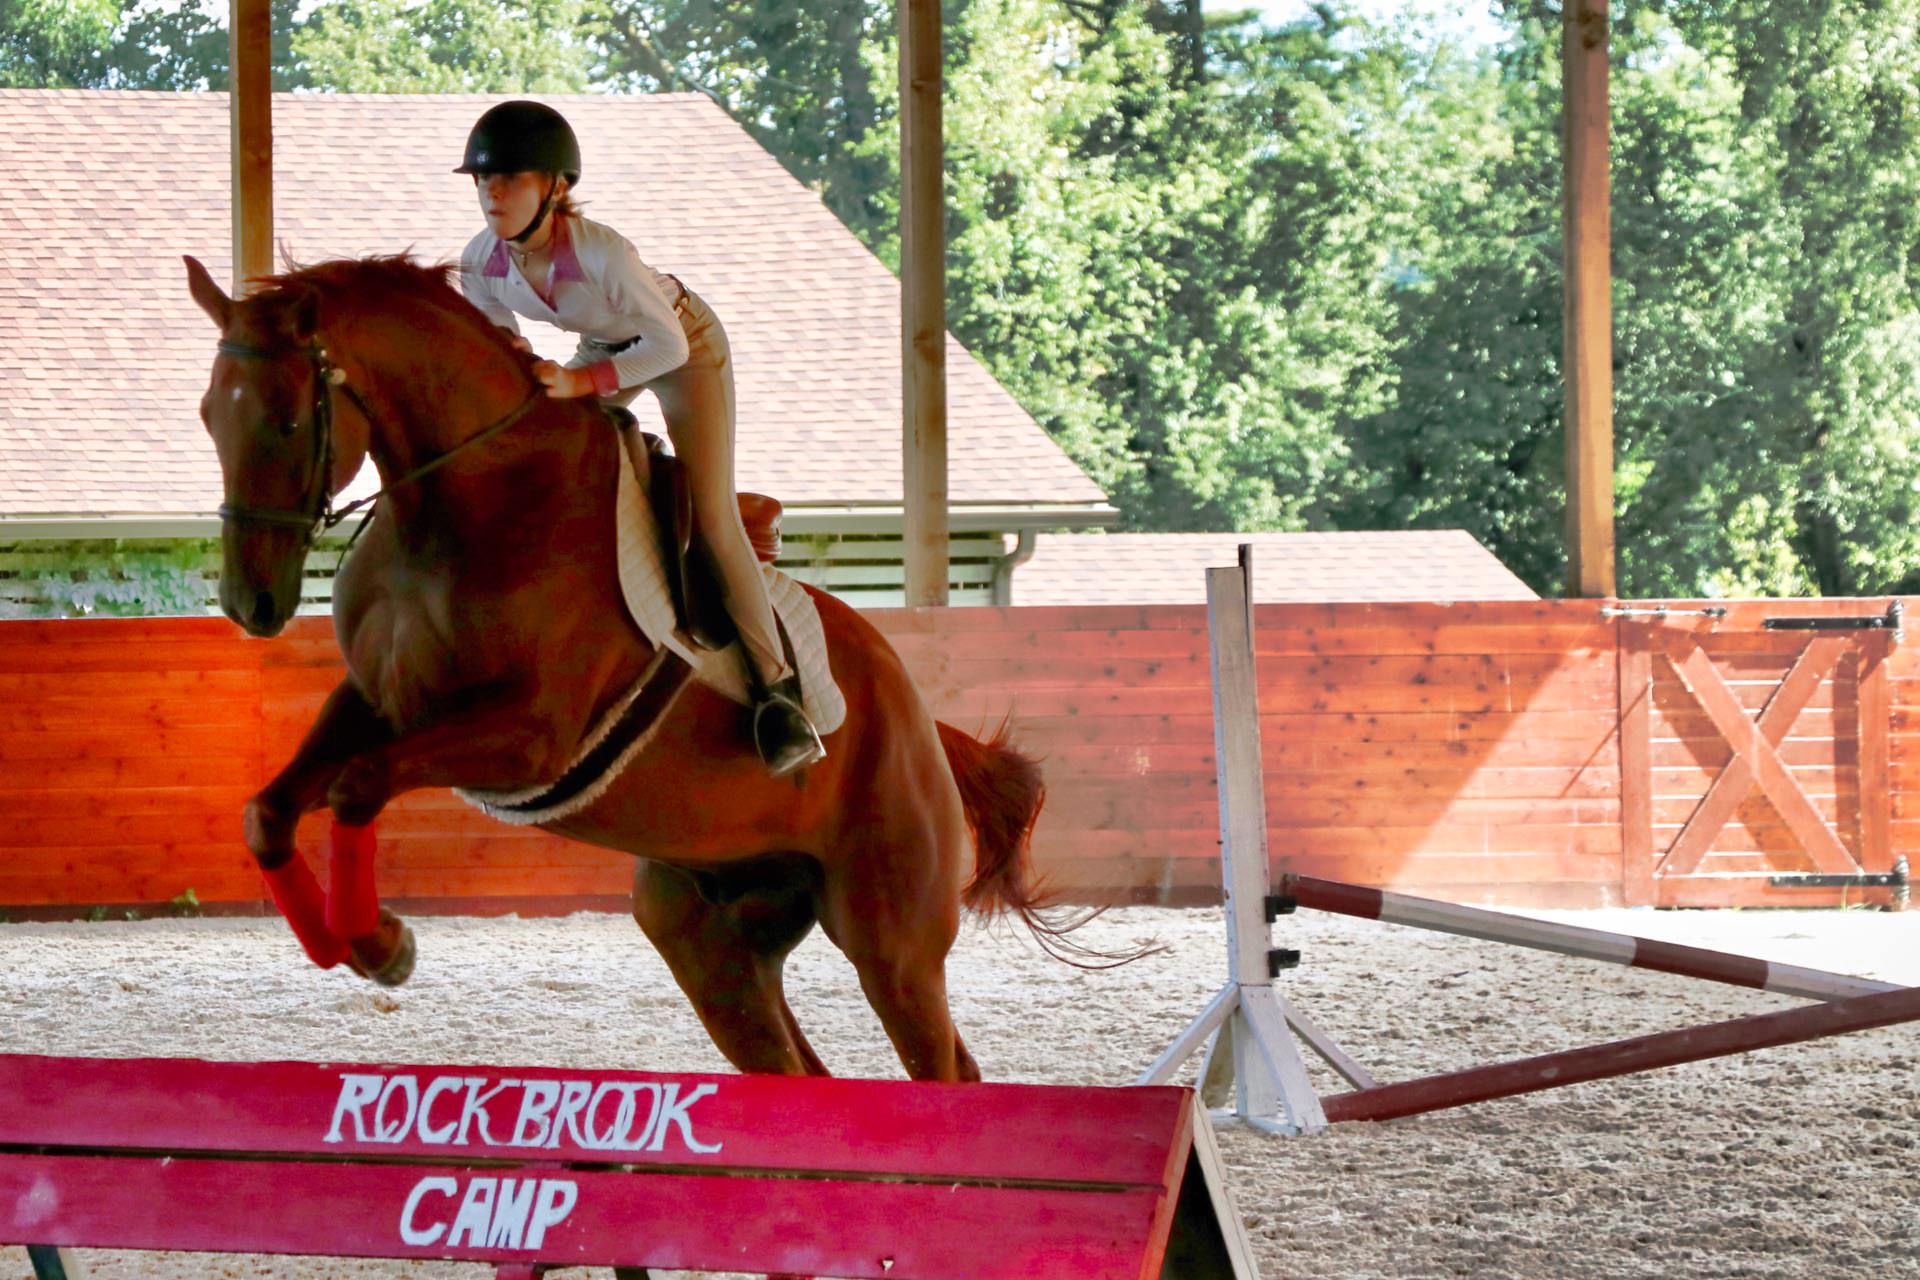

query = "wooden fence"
[1,599,1912,916]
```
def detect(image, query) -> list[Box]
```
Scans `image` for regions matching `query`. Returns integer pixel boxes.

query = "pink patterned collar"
[482,212,587,297]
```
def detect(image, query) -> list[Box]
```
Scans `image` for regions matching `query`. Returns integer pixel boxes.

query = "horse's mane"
[250,254,523,360]
[255,253,459,302]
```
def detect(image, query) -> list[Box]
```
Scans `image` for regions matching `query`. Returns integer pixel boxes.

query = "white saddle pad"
[612,425,846,736]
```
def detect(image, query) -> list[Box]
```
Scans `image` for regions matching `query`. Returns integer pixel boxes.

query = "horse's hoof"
[369,921,416,987]
[347,910,416,987]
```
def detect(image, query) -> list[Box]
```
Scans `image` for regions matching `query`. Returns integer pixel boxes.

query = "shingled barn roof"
[0,90,1110,528]
[1012,531,1538,604]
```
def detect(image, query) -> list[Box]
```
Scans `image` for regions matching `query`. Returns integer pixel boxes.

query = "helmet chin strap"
[508,176,560,245]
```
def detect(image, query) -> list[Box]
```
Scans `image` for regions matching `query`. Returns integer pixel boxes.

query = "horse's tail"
[937,719,1157,969]
[938,718,1047,917]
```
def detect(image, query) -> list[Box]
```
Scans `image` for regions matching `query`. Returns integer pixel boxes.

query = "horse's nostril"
[252,591,277,627]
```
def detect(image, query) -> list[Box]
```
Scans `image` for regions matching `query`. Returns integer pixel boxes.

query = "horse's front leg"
[244,679,394,972]
[326,682,549,812]
[323,686,554,982]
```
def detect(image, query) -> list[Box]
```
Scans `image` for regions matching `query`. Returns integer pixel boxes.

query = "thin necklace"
[509,225,554,268]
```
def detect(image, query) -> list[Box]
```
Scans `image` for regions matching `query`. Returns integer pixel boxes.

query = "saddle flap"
[603,437,849,738]
[635,434,784,651]
[642,433,693,558]
[639,434,782,564]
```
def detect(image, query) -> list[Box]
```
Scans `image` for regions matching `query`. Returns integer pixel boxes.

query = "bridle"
[214,337,544,547]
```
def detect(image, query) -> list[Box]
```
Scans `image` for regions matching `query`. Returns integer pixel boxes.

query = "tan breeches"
[604,292,787,686]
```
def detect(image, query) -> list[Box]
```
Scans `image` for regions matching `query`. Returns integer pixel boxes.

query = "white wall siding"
[0,531,1013,618]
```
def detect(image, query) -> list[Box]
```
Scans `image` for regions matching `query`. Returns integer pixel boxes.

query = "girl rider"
[455,101,825,777]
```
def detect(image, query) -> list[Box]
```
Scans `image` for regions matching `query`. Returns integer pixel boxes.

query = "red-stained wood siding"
[0,601,1907,915]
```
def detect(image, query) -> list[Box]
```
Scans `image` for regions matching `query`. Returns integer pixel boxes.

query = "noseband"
[215,337,545,547]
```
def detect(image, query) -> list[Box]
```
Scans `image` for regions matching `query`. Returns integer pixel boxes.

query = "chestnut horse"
[184,253,1062,1085]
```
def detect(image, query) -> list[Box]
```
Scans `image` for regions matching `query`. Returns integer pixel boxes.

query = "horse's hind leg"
[627,858,844,1280]
[631,856,829,1077]
[816,802,978,1083]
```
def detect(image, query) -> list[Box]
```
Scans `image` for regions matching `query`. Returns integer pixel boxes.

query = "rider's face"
[475,171,555,239]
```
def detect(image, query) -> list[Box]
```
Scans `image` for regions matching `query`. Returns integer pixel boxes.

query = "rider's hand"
[533,360,593,399]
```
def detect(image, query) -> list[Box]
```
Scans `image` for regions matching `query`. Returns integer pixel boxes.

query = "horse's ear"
[288,290,320,342]
[183,255,232,329]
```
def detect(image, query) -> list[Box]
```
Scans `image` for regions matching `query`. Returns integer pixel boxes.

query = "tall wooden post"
[900,0,949,606]
[229,0,274,295]
[1562,0,1614,597]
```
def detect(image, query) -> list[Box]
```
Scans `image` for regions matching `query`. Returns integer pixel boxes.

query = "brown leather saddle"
[631,428,782,651]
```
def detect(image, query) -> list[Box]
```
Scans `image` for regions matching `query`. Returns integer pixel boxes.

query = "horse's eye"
[277,419,301,438]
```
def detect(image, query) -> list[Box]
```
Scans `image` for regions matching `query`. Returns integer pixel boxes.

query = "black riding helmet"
[456,101,582,183]
[456,102,581,243]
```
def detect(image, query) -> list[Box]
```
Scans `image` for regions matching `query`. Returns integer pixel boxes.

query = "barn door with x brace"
[1616,601,1909,909]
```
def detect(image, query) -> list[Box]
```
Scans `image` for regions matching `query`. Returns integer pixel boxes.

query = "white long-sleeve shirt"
[459,213,691,394]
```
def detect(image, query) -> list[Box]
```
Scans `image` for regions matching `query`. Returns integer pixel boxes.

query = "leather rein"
[214,337,544,547]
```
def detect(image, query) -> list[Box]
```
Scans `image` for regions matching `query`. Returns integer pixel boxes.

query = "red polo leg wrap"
[327,819,381,941]
[261,858,348,969]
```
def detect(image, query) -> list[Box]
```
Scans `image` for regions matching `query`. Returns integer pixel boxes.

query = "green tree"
[865,0,1437,530]
[0,0,299,89]
[295,0,595,93]
[1656,0,1920,595]
[1343,1,1920,597]
[1,0,114,86]
[112,0,308,90]
[1331,16,1568,588]
[592,0,894,245]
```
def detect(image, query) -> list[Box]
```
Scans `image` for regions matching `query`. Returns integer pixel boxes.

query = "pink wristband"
[588,360,621,397]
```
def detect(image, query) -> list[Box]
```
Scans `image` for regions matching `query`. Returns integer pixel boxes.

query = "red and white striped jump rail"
[0,1053,1257,1280]
[1315,976,1920,1123]
[1277,873,1901,1003]
[1266,873,1920,1124]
